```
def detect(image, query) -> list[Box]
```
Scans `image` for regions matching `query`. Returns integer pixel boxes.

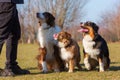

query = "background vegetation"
[17,0,120,43]
[98,4,120,42]
[17,0,88,43]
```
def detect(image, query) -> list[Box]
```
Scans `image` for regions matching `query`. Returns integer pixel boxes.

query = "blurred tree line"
[17,0,120,43]
[99,2,120,42]
[17,0,88,43]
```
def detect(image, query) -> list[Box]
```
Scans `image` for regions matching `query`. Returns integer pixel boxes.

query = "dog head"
[78,21,99,40]
[36,12,55,27]
[54,31,71,48]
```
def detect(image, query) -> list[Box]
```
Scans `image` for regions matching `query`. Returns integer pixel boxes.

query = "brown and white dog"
[78,21,110,72]
[54,31,82,72]
[36,12,64,73]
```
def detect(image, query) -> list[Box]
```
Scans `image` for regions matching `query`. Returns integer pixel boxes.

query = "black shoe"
[0,68,15,77]
[11,65,30,75]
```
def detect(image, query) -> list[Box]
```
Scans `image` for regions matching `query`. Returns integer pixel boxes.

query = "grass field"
[0,42,120,80]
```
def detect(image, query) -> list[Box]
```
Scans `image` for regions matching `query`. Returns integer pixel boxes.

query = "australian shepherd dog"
[36,12,64,73]
[54,31,82,72]
[78,21,110,72]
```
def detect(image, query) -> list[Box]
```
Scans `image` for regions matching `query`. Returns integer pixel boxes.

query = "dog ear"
[94,24,99,33]
[47,14,55,26]
[49,14,55,21]
[86,21,99,33]
[80,22,84,27]
[95,25,99,33]
[43,12,55,26]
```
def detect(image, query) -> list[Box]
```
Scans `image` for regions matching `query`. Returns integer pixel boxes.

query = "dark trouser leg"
[0,2,16,65]
[5,6,30,75]
[4,4,20,69]
[0,3,30,76]
[5,37,18,69]
[0,3,17,76]
[5,25,30,75]
[0,42,4,55]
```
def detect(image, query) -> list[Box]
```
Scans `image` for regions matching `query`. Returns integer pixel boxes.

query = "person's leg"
[0,42,4,54]
[5,34,30,75]
[0,2,16,76]
[0,2,14,54]
[5,36,18,69]
[0,38,5,76]
[5,7,30,75]
[0,3,29,76]
[5,6,20,69]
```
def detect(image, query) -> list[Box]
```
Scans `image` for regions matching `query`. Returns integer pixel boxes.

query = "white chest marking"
[38,27,48,48]
[83,35,100,58]
[37,24,61,48]
[60,48,73,61]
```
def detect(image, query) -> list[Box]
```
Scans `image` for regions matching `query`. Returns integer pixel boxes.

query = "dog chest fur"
[60,48,73,61]
[38,24,61,48]
[83,35,100,58]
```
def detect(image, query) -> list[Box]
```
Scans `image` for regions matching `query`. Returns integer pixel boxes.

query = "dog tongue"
[78,28,88,32]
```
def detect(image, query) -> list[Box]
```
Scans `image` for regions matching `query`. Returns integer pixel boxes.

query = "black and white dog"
[36,12,64,73]
[78,21,110,72]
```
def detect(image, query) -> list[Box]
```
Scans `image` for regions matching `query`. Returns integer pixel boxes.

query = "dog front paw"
[68,69,73,73]
[99,70,105,72]
[85,63,91,70]
[42,69,48,73]
[99,68,105,72]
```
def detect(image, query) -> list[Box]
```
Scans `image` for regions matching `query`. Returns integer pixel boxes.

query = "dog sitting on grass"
[78,21,110,72]
[36,12,64,73]
[54,31,82,72]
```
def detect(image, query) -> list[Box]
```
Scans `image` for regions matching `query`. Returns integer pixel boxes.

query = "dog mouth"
[78,23,89,33]
[78,26,89,33]
[78,28,89,33]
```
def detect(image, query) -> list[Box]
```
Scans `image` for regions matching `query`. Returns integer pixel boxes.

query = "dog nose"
[80,22,84,27]
[36,13,45,19]
[64,40,68,44]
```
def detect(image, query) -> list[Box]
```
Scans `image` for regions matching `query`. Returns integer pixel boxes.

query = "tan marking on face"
[87,26,95,39]
[83,26,95,40]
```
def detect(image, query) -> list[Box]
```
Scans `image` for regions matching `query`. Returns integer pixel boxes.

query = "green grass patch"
[0,42,120,80]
